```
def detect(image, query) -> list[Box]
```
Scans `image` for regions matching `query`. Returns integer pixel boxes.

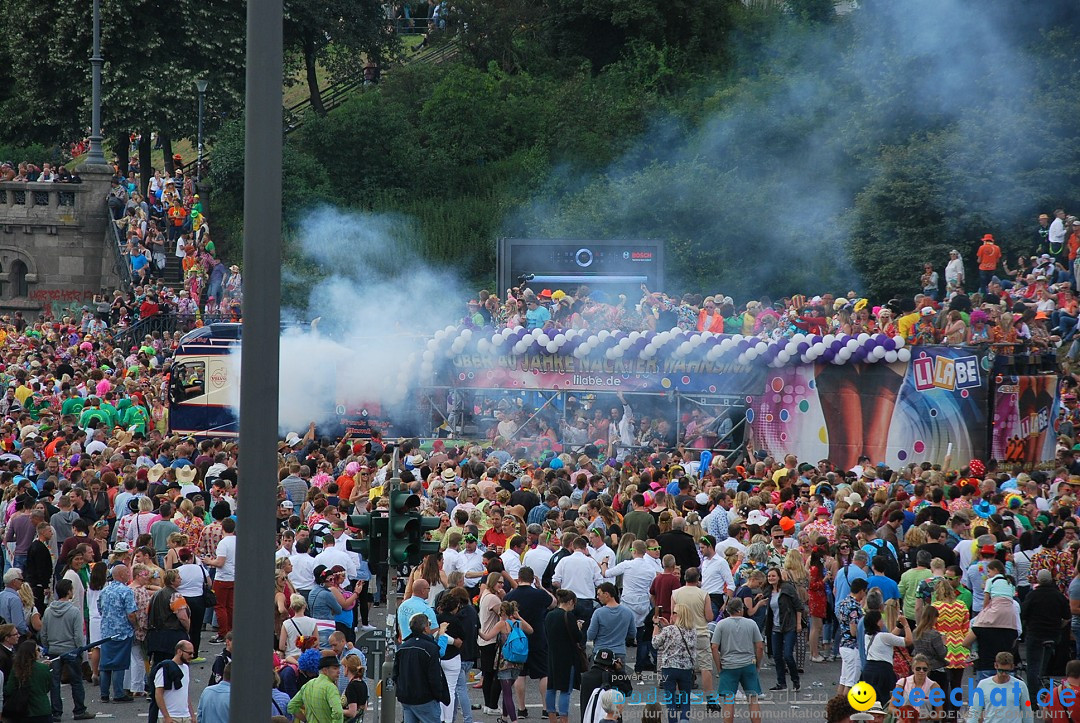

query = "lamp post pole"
[194,79,207,182]
[84,0,108,167]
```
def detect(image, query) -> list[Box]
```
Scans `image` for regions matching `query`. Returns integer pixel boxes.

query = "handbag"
[201,566,217,607]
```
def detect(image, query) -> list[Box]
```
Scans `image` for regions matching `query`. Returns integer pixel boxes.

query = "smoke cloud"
[272,207,467,434]
[518,0,1073,298]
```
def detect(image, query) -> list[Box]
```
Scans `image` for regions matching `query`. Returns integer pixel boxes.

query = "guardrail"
[105,206,134,292]
[112,311,239,351]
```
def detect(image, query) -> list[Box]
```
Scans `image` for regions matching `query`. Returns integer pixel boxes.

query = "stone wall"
[0,165,121,317]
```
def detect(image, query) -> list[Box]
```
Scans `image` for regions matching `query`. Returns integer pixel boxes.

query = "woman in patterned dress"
[932,577,969,718]
[807,546,829,663]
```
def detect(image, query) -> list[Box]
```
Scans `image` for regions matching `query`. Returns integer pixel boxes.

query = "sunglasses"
[773,536,784,540]
[945,576,958,581]
[648,546,660,551]
[914,667,929,672]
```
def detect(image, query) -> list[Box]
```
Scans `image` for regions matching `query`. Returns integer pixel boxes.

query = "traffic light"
[347,512,387,565]
[387,484,443,566]
[388,486,420,565]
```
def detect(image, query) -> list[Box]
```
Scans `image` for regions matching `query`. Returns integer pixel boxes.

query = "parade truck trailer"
[420,327,1062,470]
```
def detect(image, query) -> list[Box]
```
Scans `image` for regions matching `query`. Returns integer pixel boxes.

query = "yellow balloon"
[848,682,877,712]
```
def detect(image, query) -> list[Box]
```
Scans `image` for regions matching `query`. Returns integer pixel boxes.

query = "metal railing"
[111,311,239,351]
[105,208,134,292]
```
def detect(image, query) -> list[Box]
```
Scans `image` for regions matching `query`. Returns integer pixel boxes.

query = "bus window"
[172,361,206,402]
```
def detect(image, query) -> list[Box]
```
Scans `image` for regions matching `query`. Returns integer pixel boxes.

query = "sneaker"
[360,624,377,631]
[74,714,98,720]
[518,709,529,717]
[810,656,825,663]
[209,636,226,644]
[768,684,787,692]
[471,704,483,711]
[112,695,135,703]
[472,682,484,689]
[192,657,207,664]
[482,706,501,715]
[793,683,801,693]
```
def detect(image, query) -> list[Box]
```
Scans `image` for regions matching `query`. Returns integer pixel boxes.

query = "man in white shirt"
[275,531,296,560]
[154,640,195,723]
[600,539,659,672]
[1050,208,1068,252]
[552,536,604,625]
[314,535,358,581]
[201,517,236,642]
[587,529,616,568]
[699,535,735,619]
[715,522,747,556]
[522,530,557,575]
[500,535,525,582]
[442,531,463,573]
[289,538,317,599]
[448,534,486,595]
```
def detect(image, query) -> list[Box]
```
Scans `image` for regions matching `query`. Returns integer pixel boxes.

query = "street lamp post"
[84,0,108,167]
[194,78,208,182]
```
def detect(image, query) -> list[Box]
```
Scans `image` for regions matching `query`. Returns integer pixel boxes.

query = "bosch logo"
[575,248,594,268]
[631,251,653,260]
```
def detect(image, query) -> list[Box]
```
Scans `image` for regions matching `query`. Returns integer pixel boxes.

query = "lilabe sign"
[911,352,981,392]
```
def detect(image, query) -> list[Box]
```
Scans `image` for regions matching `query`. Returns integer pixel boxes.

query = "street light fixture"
[195,78,208,182]
[84,0,108,168]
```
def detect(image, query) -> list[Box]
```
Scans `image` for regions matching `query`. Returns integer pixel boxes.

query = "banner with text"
[749,347,993,470]
[444,352,765,395]
[990,375,1059,467]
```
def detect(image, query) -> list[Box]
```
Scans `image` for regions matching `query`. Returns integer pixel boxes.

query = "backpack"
[868,539,901,582]
[501,621,529,664]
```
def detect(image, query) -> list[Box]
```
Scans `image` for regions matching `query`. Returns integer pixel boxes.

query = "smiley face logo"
[847,681,877,712]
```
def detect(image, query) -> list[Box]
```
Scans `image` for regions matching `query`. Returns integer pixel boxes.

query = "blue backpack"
[501,621,529,664]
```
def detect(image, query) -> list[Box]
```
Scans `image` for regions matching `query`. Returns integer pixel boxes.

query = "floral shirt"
[654,624,696,670]
[131,583,153,641]
[802,520,836,545]
[175,514,204,551]
[198,522,224,560]
[837,594,863,649]
[1028,547,1070,593]
[98,581,136,639]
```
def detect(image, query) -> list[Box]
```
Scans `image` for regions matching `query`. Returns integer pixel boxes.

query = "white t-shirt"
[289,553,316,590]
[154,662,191,716]
[522,545,554,575]
[500,549,522,581]
[176,563,205,597]
[215,536,237,582]
[865,631,905,662]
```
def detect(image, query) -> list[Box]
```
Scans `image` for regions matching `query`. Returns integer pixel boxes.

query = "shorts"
[838,647,862,687]
[716,664,762,698]
[522,648,549,679]
[696,632,713,671]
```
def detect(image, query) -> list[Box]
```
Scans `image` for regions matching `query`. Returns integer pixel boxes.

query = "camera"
[516,273,534,285]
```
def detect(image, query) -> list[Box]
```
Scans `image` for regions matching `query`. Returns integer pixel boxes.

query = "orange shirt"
[977,242,1001,271]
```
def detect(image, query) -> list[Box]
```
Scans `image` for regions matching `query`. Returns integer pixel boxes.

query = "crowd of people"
[0,186,1075,723]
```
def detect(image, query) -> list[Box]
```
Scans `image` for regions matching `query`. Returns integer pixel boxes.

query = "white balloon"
[791,333,806,344]
[884,350,899,363]
[587,335,600,346]
[845,339,859,352]
[823,334,835,345]
[812,342,826,354]
[745,348,759,361]
[837,348,851,361]
[755,342,768,353]
[893,335,906,349]
[514,342,527,354]
[737,353,749,365]
[718,339,733,352]
[477,340,490,354]
[460,328,473,340]
[857,333,870,343]
[434,330,447,342]
[777,351,791,364]
[546,342,559,353]
[897,348,911,362]
[537,333,550,345]
[731,334,744,344]
[598,330,611,341]
[641,348,655,359]
[679,342,693,355]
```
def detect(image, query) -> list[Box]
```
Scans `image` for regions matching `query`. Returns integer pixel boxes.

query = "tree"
[0,0,245,176]
[283,0,399,116]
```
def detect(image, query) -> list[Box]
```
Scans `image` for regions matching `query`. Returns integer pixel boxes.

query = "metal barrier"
[106,207,134,292]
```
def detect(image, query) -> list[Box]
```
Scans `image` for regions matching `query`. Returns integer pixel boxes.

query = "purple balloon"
[821,349,837,362]
[883,338,896,351]
[797,342,810,354]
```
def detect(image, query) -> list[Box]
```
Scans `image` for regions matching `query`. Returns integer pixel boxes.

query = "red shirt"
[650,572,681,618]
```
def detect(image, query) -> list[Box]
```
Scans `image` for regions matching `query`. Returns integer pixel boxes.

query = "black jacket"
[1021,584,1070,640]
[763,581,806,636]
[393,632,450,706]
[656,530,698,581]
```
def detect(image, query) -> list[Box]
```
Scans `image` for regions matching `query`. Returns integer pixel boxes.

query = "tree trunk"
[162,135,174,174]
[305,37,326,116]
[115,132,129,178]
[139,130,152,198]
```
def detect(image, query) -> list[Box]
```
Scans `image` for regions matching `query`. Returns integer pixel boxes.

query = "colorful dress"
[932,599,970,669]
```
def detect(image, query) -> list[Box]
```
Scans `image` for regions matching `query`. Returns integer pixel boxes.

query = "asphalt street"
[69,642,838,723]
